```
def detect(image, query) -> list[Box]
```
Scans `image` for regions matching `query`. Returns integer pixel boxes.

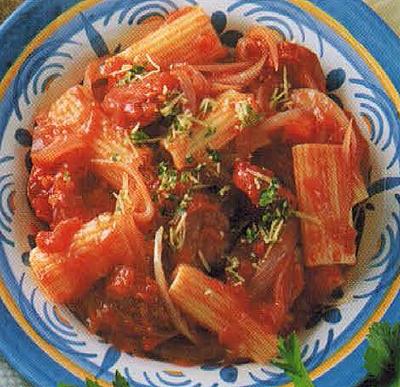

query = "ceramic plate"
[0,1,399,386]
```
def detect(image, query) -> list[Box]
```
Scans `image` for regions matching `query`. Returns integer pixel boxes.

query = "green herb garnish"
[243,177,291,247]
[224,255,245,286]
[363,322,400,386]
[118,64,147,86]
[245,223,259,244]
[185,154,194,164]
[269,65,291,110]
[111,153,121,162]
[158,161,178,192]
[113,370,130,387]
[234,100,261,128]
[204,125,217,138]
[272,333,314,387]
[199,97,216,114]
[58,370,130,387]
[207,148,221,163]
[259,178,279,207]
[129,129,161,145]
[62,171,71,182]
[160,91,185,117]
[176,192,193,215]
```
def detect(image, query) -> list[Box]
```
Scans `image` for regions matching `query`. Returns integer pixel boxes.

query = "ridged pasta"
[90,129,155,228]
[30,212,145,303]
[169,265,277,363]
[292,144,357,266]
[163,90,257,169]
[116,7,227,68]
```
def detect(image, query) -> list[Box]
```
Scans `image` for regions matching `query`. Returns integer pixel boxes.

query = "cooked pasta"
[27,6,368,364]
[115,7,227,68]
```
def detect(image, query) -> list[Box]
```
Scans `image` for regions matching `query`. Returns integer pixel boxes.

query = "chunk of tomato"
[102,71,179,128]
[277,42,326,92]
[233,160,296,207]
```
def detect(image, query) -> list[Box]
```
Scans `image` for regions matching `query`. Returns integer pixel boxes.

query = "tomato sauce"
[26,8,365,364]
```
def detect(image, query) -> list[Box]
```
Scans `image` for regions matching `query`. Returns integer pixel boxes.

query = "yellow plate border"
[0,0,398,385]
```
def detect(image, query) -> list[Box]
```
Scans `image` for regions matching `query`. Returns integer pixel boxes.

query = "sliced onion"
[245,108,306,153]
[213,55,266,86]
[194,62,252,73]
[172,65,210,113]
[153,226,198,344]
[290,88,350,132]
[210,82,244,94]
[249,219,299,299]
[236,27,282,71]
[174,68,197,112]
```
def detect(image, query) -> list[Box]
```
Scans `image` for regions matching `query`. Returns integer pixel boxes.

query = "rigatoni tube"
[117,7,227,68]
[169,264,277,363]
[292,144,357,267]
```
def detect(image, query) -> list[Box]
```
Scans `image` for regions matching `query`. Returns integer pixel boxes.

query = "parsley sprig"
[272,333,314,387]
[58,370,129,387]
[362,322,400,386]
[272,322,400,387]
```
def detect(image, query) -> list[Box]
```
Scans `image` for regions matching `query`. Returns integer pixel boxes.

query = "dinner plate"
[0,1,399,386]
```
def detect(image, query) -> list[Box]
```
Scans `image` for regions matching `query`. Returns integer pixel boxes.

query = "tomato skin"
[28,165,90,228]
[36,217,82,254]
[277,42,326,92]
[233,161,273,205]
[194,31,222,59]
[105,265,136,300]
[102,72,179,127]
[233,160,296,207]
[27,166,54,223]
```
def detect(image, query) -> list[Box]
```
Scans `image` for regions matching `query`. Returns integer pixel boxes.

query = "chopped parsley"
[176,192,193,215]
[160,91,185,117]
[158,161,178,192]
[185,154,194,164]
[199,97,216,115]
[111,153,121,162]
[204,125,217,138]
[117,64,147,86]
[129,129,161,145]
[225,256,245,286]
[259,178,279,207]
[245,223,259,244]
[235,100,261,128]
[62,171,71,182]
[260,199,290,245]
[269,65,291,110]
[130,129,149,142]
[207,148,221,163]
[243,178,291,247]
[173,112,193,132]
